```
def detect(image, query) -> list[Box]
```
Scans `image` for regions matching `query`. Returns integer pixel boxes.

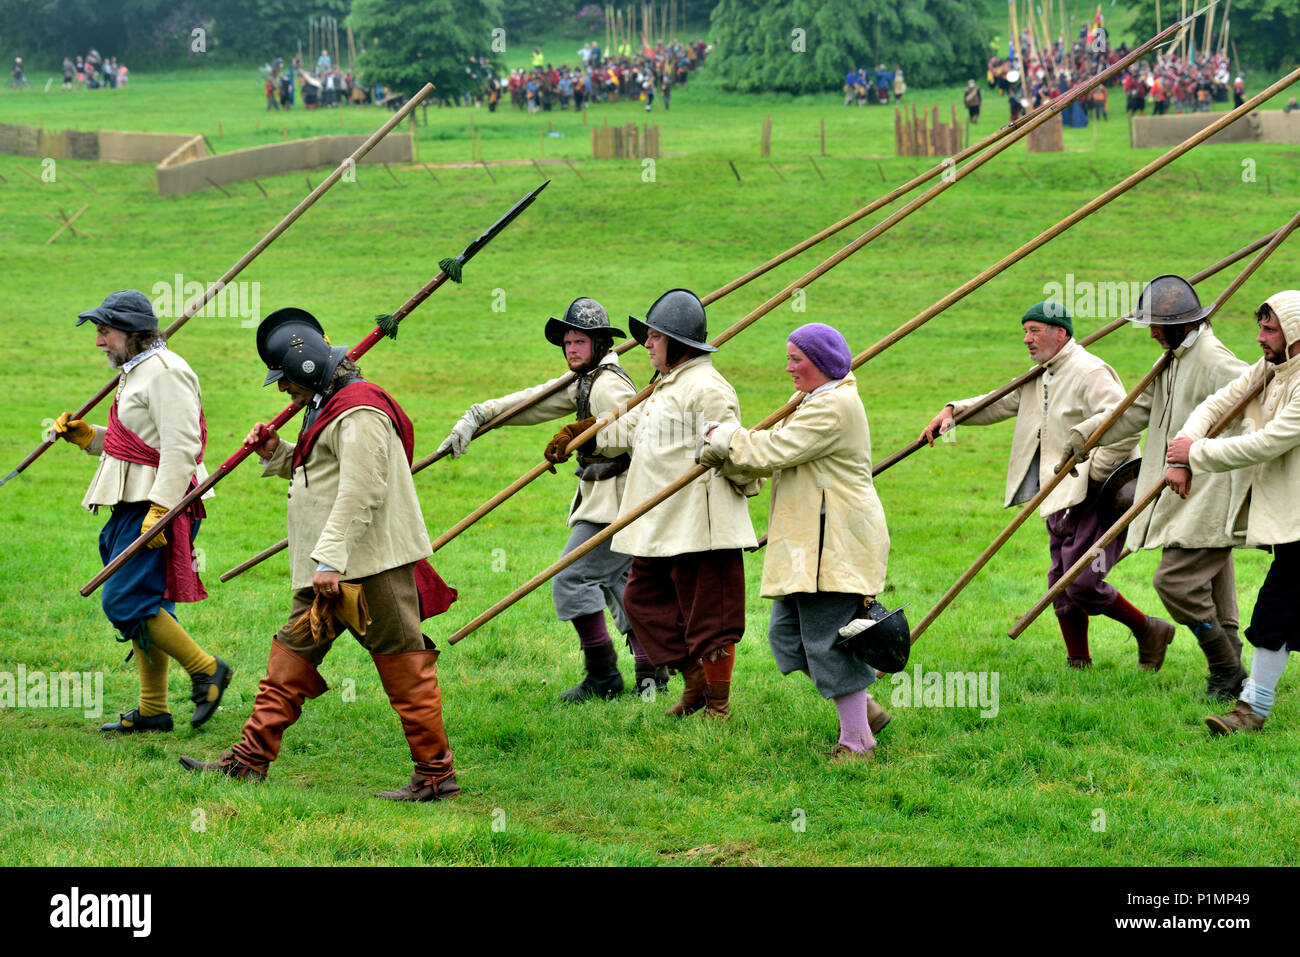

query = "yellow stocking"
[144,611,216,678]
[134,639,170,716]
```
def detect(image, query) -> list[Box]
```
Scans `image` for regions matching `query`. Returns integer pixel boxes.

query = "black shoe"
[190,658,233,728]
[101,708,173,733]
[561,643,624,703]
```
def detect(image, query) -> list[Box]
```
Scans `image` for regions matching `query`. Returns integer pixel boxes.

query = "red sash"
[104,399,208,603]
[293,382,456,620]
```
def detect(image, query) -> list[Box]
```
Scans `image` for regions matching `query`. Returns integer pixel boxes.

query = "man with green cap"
[920,300,1175,668]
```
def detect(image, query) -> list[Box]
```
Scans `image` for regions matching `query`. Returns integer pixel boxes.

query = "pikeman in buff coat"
[1166,291,1300,736]
[1065,276,1250,699]
[699,322,894,761]
[52,290,231,733]
[920,300,1176,668]
[181,308,460,801]
[596,289,762,719]
[437,297,668,701]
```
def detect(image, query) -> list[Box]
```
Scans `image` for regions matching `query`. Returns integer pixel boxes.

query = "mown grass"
[1,64,1298,866]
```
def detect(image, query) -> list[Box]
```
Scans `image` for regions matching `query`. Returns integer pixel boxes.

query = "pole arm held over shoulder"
[81,181,550,598]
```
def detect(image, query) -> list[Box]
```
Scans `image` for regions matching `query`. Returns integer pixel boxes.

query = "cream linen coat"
[475,352,636,526]
[263,403,433,589]
[722,374,888,599]
[948,337,1138,517]
[602,355,758,557]
[1073,327,1249,550]
[1183,294,1300,546]
[81,347,211,511]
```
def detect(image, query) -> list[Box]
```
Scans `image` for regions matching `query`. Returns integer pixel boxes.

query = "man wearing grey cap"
[437,298,663,702]
[52,290,231,733]
[919,300,1174,669]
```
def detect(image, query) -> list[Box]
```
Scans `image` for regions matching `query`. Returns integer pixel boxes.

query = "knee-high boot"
[372,645,459,802]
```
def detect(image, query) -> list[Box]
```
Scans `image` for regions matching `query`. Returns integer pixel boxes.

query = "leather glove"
[1054,426,1090,475]
[545,417,597,464]
[140,503,169,549]
[53,411,95,450]
[437,403,489,459]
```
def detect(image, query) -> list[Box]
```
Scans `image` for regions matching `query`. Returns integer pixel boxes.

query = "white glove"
[437,404,489,459]
[838,617,878,639]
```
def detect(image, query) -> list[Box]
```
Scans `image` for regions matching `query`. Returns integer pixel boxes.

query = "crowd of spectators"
[9,50,129,90]
[494,38,710,113]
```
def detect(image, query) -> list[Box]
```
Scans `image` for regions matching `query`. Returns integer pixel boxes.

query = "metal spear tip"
[0,468,20,488]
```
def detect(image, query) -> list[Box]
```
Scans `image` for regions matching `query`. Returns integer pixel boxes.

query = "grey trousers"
[1151,546,1239,631]
[768,592,876,699]
[552,520,632,634]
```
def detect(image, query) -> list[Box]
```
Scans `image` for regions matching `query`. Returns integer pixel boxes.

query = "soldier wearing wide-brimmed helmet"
[437,297,662,703]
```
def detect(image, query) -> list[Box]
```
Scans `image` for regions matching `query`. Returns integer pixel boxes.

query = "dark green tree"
[707,0,991,94]
[351,0,503,96]
[1127,0,1299,74]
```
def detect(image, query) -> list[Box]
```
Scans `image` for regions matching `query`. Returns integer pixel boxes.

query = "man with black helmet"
[1064,276,1249,698]
[920,300,1174,669]
[598,289,760,719]
[437,298,663,701]
[180,308,460,801]
[52,290,230,733]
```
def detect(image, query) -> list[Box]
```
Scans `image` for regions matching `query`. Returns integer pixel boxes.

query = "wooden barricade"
[1026,113,1064,153]
[592,122,660,159]
[894,105,964,157]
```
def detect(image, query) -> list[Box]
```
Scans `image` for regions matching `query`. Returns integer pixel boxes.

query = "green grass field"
[2,60,1299,867]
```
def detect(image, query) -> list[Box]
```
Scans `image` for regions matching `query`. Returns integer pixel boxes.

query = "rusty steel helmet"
[1131,274,1211,327]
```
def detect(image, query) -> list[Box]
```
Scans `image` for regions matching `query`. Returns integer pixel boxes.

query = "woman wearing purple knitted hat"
[699,323,891,761]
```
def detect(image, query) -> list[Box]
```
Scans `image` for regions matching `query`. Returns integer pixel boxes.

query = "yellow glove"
[141,504,169,549]
[53,412,94,450]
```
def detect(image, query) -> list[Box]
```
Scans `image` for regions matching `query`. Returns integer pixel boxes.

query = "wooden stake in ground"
[44,203,89,244]
[83,181,550,596]
[2,85,437,490]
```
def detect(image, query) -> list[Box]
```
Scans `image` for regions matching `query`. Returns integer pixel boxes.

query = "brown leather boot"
[178,751,266,782]
[665,660,707,716]
[1134,615,1175,671]
[704,679,731,719]
[1205,699,1265,736]
[372,646,459,801]
[181,639,327,778]
[866,694,891,734]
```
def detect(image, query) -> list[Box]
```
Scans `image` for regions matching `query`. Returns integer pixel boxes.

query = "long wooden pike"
[420,11,1221,557]
[1008,206,1300,638]
[395,10,1198,469]
[80,182,550,598]
[2,83,436,490]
